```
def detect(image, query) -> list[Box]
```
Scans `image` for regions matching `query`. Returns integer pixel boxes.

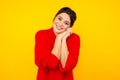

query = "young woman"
[35,7,80,80]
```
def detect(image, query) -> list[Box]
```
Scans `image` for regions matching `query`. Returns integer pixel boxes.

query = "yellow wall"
[0,0,120,80]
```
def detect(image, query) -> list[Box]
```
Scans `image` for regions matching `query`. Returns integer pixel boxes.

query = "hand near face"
[63,28,72,40]
[57,28,72,40]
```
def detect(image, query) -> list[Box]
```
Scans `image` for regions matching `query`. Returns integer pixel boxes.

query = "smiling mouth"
[56,25,63,30]
[57,27,61,30]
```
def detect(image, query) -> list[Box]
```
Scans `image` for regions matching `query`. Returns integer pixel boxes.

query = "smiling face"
[53,13,71,35]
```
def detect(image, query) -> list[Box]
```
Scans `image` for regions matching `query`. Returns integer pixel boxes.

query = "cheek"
[54,20,59,25]
[64,25,70,29]
[54,18,59,22]
[63,26,69,31]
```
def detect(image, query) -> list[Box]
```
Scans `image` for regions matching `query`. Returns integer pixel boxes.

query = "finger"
[60,31,68,36]
[68,29,72,35]
[67,28,72,33]
[67,28,72,31]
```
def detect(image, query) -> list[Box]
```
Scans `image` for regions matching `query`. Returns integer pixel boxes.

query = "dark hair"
[54,7,77,27]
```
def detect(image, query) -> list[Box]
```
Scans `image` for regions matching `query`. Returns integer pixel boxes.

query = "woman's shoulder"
[71,33,80,40]
[67,33,80,46]
[35,28,50,37]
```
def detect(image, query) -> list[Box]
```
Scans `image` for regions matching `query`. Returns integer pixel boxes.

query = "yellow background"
[0,0,120,80]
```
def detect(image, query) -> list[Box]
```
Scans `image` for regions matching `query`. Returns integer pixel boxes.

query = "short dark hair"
[54,7,77,27]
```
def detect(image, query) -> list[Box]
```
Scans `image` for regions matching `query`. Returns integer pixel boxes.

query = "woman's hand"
[60,28,72,68]
[63,28,72,40]
[52,28,72,60]
[57,28,72,40]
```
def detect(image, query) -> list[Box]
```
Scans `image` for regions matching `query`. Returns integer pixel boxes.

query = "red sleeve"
[35,31,60,71]
[59,34,80,72]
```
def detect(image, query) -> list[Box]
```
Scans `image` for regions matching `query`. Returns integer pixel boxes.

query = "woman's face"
[53,13,71,35]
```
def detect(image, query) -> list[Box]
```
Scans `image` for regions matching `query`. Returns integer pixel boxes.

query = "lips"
[56,26,62,30]
[56,24,62,30]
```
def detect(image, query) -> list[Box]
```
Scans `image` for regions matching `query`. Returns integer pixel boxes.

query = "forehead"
[57,13,70,21]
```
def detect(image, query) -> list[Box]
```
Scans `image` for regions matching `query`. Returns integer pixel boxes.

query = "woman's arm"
[60,38,69,68]
[52,28,72,68]
[51,36,62,60]
[60,28,72,68]
[60,34,80,72]
[52,31,68,60]
[35,31,60,70]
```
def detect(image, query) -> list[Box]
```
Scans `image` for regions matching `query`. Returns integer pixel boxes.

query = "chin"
[53,27,61,33]
[55,30,62,34]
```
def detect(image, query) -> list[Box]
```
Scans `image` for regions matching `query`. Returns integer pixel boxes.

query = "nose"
[58,21,64,28]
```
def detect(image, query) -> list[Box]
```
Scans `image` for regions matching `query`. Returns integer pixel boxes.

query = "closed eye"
[64,21,70,25]
[58,17,62,21]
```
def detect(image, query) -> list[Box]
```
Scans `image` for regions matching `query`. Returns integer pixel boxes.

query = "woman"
[35,7,80,80]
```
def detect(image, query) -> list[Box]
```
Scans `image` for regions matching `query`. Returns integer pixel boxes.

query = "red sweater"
[35,28,80,80]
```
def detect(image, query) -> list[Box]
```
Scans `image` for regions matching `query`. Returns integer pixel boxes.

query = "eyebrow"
[58,16,62,19]
[65,21,70,24]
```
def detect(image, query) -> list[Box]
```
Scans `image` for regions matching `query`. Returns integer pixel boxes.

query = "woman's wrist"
[62,37,67,41]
